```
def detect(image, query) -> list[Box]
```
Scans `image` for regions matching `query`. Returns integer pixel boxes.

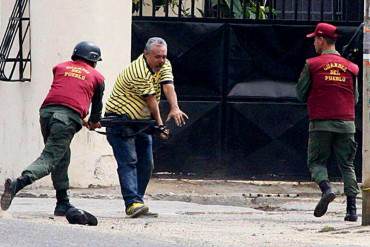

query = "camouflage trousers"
[307,131,360,196]
[22,106,81,191]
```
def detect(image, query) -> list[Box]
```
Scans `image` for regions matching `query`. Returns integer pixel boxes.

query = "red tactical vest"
[306,53,359,120]
[42,60,104,118]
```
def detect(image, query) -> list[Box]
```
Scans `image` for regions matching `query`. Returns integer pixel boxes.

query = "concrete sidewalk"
[12,178,353,209]
[1,178,369,247]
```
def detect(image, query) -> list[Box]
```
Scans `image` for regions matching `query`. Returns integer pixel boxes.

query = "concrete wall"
[0,0,132,188]
[0,0,29,180]
[363,3,370,225]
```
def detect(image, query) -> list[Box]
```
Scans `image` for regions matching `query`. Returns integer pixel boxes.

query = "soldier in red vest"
[296,23,360,221]
[0,41,105,216]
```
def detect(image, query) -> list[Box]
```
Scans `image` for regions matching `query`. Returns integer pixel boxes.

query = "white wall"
[0,0,132,188]
[0,0,28,180]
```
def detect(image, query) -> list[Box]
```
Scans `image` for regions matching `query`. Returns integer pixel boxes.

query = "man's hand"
[159,129,170,140]
[82,119,89,128]
[88,121,101,130]
[166,108,188,127]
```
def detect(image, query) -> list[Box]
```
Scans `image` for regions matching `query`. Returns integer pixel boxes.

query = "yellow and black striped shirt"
[105,54,174,119]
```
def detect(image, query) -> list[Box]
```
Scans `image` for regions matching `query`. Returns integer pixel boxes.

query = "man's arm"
[354,77,359,104]
[145,94,163,126]
[145,95,172,140]
[296,63,311,103]
[162,83,188,126]
[88,82,105,129]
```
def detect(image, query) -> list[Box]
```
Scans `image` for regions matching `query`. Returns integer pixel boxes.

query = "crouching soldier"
[1,41,105,216]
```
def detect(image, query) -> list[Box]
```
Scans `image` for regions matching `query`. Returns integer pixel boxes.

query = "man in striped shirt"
[105,37,188,217]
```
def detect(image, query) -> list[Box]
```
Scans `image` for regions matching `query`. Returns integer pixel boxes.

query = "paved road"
[0,218,177,247]
[0,197,369,247]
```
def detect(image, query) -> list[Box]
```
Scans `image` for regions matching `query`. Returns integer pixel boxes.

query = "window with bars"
[0,0,31,82]
[132,0,363,22]
[275,0,362,21]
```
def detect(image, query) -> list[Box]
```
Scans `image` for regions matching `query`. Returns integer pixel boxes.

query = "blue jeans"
[106,124,154,208]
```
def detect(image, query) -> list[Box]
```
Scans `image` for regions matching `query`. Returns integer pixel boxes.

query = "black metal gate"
[132,0,363,180]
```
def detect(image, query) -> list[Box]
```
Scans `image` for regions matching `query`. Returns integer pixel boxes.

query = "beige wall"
[0,0,132,188]
[0,0,28,180]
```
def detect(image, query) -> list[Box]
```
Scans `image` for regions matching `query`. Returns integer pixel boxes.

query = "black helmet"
[71,41,102,62]
[65,207,98,226]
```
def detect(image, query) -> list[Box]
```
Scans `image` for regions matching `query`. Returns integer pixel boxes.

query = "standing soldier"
[105,37,188,218]
[296,23,360,221]
[0,41,105,216]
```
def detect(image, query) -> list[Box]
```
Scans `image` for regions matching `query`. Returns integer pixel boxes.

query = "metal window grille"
[132,0,363,22]
[0,0,31,82]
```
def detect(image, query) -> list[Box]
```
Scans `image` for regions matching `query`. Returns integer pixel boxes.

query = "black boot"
[344,196,358,222]
[54,189,75,216]
[314,180,336,217]
[1,176,32,211]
